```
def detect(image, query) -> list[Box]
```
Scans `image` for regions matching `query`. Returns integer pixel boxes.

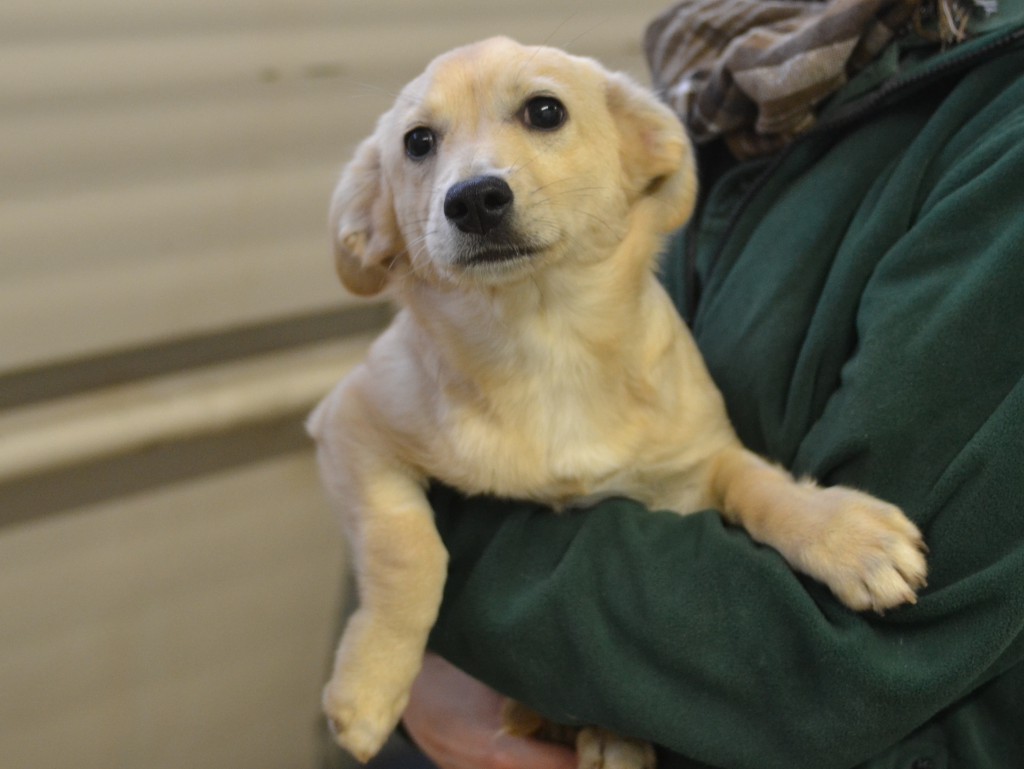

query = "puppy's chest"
[429,380,645,504]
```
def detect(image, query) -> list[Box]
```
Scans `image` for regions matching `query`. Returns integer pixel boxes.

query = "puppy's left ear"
[606,73,696,232]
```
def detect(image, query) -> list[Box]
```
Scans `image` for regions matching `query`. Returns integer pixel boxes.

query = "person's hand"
[402,653,577,769]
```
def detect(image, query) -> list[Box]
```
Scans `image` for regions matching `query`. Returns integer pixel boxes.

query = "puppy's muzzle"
[444,175,513,236]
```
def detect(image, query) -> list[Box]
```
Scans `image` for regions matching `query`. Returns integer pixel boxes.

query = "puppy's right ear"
[329,135,404,296]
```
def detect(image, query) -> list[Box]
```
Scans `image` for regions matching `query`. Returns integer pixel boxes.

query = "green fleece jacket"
[425,7,1024,768]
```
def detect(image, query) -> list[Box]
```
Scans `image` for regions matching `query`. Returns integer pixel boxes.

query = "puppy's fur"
[309,37,927,766]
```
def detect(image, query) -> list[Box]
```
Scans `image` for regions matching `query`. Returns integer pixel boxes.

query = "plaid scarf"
[644,0,995,158]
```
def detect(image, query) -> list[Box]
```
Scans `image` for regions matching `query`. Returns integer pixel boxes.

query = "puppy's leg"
[707,445,927,612]
[320,465,447,762]
[577,728,657,769]
[503,701,655,769]
[501,699,579,744]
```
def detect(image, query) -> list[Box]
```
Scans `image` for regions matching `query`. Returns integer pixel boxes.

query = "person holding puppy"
[399,0,1024,768]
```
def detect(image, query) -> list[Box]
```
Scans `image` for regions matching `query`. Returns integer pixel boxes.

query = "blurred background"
[0,1,668,767]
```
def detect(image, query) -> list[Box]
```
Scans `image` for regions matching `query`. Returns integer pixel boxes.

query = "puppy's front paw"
[798,486,927,613]
[577,728,656,769]
[322,672,411,763]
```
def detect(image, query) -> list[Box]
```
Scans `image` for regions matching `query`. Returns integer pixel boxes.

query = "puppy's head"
[330,37,695,296]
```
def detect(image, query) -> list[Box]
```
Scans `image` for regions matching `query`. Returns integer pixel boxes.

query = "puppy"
[308,37,927,767]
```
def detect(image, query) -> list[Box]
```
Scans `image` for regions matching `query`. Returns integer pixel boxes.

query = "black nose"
[443,176,514,236]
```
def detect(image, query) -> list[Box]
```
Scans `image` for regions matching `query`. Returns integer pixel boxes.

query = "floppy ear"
[606,72,697,233]
[329,134,405,297]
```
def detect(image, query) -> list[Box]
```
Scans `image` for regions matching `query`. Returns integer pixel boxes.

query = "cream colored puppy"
[309,37,927,766]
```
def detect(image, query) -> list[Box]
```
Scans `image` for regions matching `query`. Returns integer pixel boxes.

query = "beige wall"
[0,1,669,767]
[0,453,346,769]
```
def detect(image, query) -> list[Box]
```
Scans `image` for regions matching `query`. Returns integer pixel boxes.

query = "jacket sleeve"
[425,73,1024,769]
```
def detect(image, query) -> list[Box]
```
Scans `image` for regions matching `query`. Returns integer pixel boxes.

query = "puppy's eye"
[523,96,567,131]
[404,127,436,159]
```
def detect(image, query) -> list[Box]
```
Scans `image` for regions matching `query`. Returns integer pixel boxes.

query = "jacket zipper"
[684,24,1024,323]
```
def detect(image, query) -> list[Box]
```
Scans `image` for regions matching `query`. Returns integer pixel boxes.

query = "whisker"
[559,17,612,55]
[506,150,553,180]
[532,180,608,197]
[541,10,582,49]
